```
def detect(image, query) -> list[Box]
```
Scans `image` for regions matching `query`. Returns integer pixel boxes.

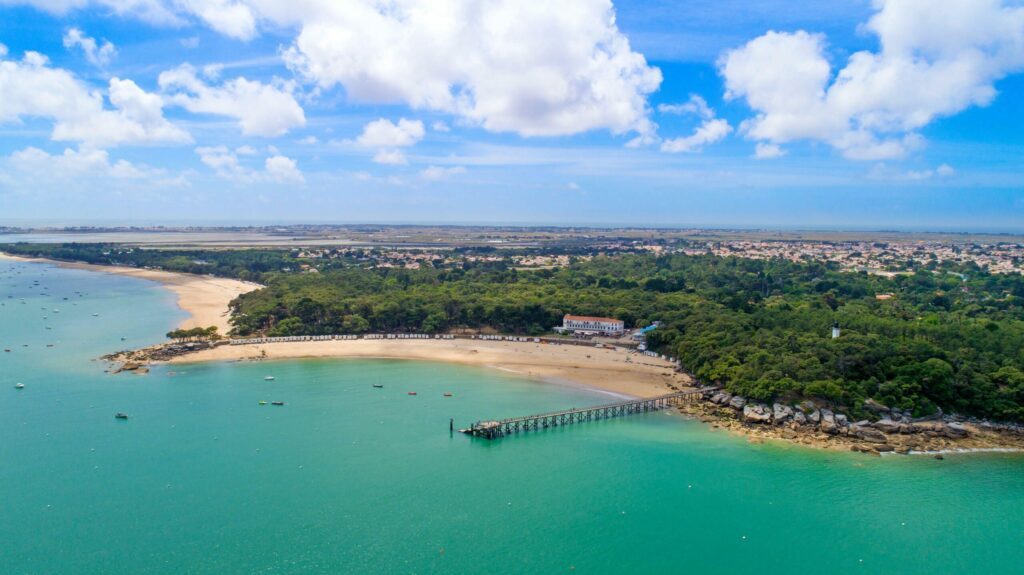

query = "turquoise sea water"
[2,260,1023,574]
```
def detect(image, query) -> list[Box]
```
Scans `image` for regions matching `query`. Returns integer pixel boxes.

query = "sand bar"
[0,253,260,334]
[172,338,693,398]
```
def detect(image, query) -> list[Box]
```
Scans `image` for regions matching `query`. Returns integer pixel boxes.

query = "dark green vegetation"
[166,326,220,342]
[231,254,1024,422]
[4,243,1023,421]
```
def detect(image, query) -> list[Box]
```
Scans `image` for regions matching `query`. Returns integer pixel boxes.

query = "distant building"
[832,322,841,339]
[557,315,625,335]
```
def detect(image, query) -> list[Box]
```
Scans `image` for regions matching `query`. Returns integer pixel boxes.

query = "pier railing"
[462,391,699,439]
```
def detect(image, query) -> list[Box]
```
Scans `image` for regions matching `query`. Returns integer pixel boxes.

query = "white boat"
[264,376,275,381]
[15,383,24,389]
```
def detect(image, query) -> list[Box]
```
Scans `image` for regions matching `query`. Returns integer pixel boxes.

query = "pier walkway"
[462,391,700,439]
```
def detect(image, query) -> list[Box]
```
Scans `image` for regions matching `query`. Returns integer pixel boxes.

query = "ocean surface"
[2,259,1023,574]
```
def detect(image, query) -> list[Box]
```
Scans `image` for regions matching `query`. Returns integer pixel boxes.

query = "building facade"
[559,315,625,335]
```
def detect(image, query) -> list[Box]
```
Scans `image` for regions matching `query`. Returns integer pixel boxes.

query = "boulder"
[873,419,902,434]
[820,410,838,434]
[772,403,793,424]
[729,396,747,410]
[944,422,969,438]
[852,425,889,444]
[798,400,817,413]
[742,404,773,424]
[710,392,730,405]
[808,409,821,425]
[792,410,807,425]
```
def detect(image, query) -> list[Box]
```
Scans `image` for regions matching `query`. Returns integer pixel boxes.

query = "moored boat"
[15,382,24,389]
[115,412,128,419]
[264,376,275,381]
[271,401,285,406]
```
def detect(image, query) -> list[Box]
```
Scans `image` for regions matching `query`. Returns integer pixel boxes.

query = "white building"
[558,315,625,335]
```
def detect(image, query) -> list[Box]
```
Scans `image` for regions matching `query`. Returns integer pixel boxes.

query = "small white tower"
[831,322,841,339]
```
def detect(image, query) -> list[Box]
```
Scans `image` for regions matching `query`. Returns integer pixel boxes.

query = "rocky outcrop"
[851,425,888,444]
[772,403,793,424]
[820,410,839,434]
[743,404,773,423]
[689,392,992,455]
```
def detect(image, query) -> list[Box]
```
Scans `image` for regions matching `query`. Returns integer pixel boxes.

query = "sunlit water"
[2,260,1023,574]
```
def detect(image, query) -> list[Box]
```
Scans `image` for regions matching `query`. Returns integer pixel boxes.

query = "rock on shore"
[683,387,1024,455]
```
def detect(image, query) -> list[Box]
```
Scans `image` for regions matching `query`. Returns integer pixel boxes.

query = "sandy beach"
[0,253,259,334]
[171,339,693,398]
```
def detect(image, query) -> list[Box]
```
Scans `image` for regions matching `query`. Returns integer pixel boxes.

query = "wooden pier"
[461,391,700,439]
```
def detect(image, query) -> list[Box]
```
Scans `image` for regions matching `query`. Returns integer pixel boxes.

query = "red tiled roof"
[564,315,622,323]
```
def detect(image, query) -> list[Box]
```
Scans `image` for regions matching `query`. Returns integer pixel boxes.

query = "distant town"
[1,224,1021,275]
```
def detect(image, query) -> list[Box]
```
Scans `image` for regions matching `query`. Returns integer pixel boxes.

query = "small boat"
[271,401,285,406]
[15,383,24,389]
[120,337,127,341]
[373,384,384,388]
[407,392,417,396]
[264,376,275,381]
[259,400,267,405]
[115,413,129,420]
[443,393,453,397]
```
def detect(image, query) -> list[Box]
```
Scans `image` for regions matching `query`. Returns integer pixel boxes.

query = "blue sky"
[0,0,1022,232]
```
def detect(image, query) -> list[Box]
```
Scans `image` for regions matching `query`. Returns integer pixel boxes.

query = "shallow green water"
[2,260,1023,574]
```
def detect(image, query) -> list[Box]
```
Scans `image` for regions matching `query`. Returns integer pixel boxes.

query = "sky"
[0,0,1022,232]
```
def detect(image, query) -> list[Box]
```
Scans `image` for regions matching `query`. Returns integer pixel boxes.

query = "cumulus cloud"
[659,95,732,153]
[0,51,190,148]
[721,0,1024,160]
[280,0,660,139]
[1,145,187,191]
[420,165,466,181]
[62,27,116,67]
[159,64,306,137]
[9,1,662,140]
[356,118,424,148]
[354,118,424,166]
[195,145,304,183]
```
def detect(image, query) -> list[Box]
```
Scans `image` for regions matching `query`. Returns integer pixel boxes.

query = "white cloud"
[661,118,731,153]
[62,27,116,67]
[721,0,1024,160]
[298,135,318,145]
[2,145,186,191]
[0,51,190,148]
[9,1,662,140]
[159,64,306,137]
[431,121,450,133]
[658,94,731,153]
[264,155,304,183]
[195,145,304,183]
[658,95,713,119]
[0,0,184,26]
[356,118,425,148]
[867,162,958,181]
[275,0,661,139]
[372,149,408,166]
[420,165,466,181]
[180,36,200,49]
[754,142,785,159]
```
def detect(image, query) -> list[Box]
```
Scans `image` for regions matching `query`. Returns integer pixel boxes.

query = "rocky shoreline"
[678,387,1024,456]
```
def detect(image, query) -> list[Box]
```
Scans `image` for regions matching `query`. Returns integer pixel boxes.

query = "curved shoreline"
[0,253,260,334]
[165,338,693,398]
